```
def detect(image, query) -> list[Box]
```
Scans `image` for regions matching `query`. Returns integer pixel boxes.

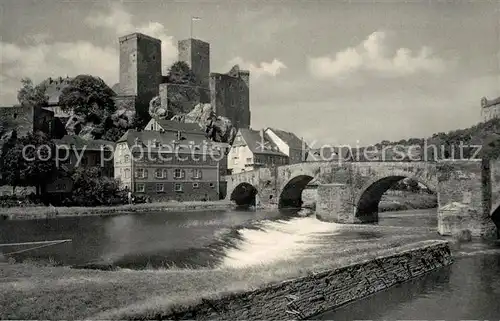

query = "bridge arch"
[279,175,315,208]
[230,182,259,207]
[490,203,500,237]
[354,171,437,223]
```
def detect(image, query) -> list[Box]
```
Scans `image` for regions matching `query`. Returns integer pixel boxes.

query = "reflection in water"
[0,208,296,268]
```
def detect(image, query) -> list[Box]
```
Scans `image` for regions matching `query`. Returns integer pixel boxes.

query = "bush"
[0,193,43,208]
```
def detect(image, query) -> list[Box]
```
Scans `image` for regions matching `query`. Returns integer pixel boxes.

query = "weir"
[150,241,453,320]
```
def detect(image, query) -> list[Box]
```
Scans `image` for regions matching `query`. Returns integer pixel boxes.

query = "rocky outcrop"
[64,107,135,141]
[148,96,167,119]
[170,103,237,145]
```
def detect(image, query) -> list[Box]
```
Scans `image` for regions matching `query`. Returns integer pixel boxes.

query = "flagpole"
[190,16,201,40]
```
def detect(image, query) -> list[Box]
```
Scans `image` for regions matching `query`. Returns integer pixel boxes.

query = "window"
[209,183,215,188]
[174,169,185,179]
[124,155,130,162]
[135,183,145,192]
[124,168,131,179]
[156,183,164,192]
[155,169,166,179]
[193,183,199,189]
[174,183,183,192]
[136,168,148,178]
[246,157,252,163]
[192,169,202,179]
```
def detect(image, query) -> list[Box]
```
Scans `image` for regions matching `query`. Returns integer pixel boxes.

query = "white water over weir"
[220,217,341,268]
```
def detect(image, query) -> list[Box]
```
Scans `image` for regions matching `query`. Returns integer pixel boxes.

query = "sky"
[1,0,499,145]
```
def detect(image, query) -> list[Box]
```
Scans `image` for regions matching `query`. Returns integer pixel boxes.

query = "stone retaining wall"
[155,241,452,320]
[1,202,234,221]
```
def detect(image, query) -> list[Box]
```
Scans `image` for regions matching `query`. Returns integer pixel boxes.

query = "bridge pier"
[436,160,497,238]
[316,183,360,223]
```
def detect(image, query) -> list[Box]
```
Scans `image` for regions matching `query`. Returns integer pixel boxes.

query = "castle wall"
[113,95,137,111]
[0,105,55,138]
[209,72,250,129]
[482,105,500,122]
[159,83,211,115]
[480,96,500,122]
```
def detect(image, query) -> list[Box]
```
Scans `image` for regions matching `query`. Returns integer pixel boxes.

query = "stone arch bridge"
[226,160,500,238]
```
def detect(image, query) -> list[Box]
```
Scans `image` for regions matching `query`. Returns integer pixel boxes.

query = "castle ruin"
[112,32,251,129]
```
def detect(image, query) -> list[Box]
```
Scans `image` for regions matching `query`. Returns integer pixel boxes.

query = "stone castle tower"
[116,33,162,119]
[178,39,210,89]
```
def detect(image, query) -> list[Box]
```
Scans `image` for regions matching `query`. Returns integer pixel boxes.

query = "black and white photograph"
[0,0,499,319]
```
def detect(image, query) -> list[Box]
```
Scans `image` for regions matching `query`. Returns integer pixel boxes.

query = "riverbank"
[0,200,233,221]
[379,192,437,212]
[0,238,450,319]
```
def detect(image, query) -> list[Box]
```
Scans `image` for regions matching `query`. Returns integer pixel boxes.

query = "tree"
[59,75,116,121]
[69,167,121,206]
[406,179,420,193]
[160,61,202,119]
[165,61,198,85]
[18,132,57,195]
[17,78,48,107]
[390,180,406,191]
[0,130,22,192]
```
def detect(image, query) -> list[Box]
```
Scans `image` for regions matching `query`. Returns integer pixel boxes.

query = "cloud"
[0,3,177,105]
[228,57,287,79]
[0,40,118,105]
[85,3,178,68]
[308,31,447,79]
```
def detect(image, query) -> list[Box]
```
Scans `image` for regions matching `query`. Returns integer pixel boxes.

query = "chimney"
[177,130,181,141]
[134,137,140,145]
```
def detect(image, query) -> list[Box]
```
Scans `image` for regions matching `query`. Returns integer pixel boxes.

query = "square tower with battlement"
[210,65,251,129]
[178,39,210,89]
[119,33,162,119]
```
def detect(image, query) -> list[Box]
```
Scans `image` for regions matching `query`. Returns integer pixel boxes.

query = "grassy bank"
[0,200,233,221]
[0,238,447,320]
[379,192,437,212]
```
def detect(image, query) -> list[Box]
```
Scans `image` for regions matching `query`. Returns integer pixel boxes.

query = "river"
[1,207,500,319]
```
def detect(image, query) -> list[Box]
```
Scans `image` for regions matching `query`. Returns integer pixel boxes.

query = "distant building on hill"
[40,76,73,119]
[481,96,500,122]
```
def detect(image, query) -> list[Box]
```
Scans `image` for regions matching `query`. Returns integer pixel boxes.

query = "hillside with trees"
[375,118,500,160]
